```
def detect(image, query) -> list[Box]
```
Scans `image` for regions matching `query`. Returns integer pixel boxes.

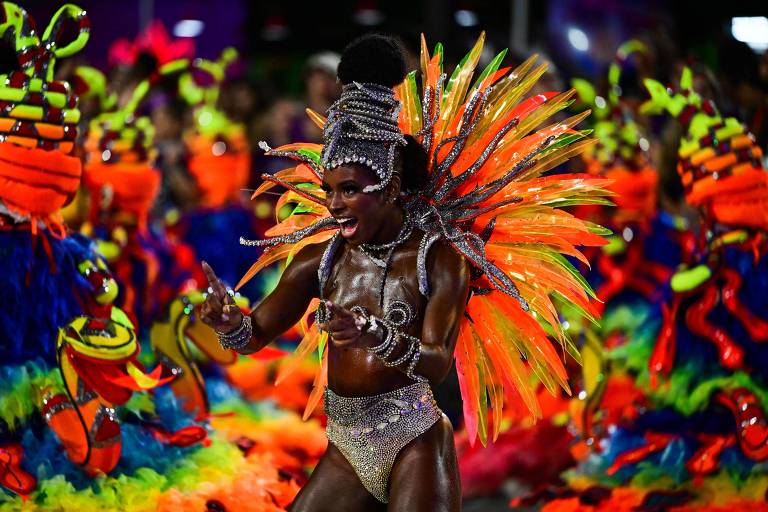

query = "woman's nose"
[327,192,345,214]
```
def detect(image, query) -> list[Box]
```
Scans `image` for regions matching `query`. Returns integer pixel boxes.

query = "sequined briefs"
[324,382,442,503]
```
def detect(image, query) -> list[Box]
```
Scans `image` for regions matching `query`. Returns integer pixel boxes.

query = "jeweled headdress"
[320,82,407,192]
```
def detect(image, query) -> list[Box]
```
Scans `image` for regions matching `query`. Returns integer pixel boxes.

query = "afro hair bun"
[337,34,407,87]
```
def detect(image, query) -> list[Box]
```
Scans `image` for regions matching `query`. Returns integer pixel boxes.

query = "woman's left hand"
[319,301,368,346]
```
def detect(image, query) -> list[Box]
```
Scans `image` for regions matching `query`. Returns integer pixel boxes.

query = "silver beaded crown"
[321,82,407,193]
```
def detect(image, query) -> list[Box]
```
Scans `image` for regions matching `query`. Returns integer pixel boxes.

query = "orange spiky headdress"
[0,3,90,232]
[642,68,767,230]
[572,40,657,224]
[180,48,250,208]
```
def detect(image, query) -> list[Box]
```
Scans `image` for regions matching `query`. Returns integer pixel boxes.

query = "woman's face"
[321,164,396,246]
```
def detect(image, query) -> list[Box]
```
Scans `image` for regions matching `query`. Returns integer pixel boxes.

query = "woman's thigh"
[289,443,385,512]
[387,415,461,512]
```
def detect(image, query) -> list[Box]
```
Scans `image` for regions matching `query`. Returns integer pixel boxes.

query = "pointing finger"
[202,261,228,300]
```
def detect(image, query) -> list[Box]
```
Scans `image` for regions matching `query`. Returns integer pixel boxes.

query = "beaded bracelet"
[355,309,426,382]
[216,315,252,350]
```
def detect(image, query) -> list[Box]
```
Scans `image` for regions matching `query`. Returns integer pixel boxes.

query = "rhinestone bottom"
[324,382,442,503]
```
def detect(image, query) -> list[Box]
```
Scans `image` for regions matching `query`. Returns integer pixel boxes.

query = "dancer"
[0,7,324,509]
[202,33,608,510]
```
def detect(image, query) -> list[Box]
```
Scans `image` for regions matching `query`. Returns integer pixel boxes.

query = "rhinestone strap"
[405,340,424,381]
[217,315,252,350]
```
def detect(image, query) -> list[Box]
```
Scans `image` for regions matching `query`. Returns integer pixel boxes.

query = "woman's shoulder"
[421,234,469,298]
[406,229,469,284]
[283,237,338,280]
[427,237,466,271]
[407,229,463,265]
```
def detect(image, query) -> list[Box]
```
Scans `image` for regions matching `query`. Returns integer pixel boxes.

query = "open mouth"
[337,217,359,238]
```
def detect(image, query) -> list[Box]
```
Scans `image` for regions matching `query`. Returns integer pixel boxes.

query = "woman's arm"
[412,241,470,384]
[200,242,326,354]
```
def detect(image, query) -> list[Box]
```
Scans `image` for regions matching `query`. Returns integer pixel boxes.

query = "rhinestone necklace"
[356,211,413,306]
[358,212,413,268]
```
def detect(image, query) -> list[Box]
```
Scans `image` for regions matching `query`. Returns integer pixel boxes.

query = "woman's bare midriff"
[324,232,427,397]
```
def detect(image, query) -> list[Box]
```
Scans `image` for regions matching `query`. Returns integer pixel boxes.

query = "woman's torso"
[323,231,428,397]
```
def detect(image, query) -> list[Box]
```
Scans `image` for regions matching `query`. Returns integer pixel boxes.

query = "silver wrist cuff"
[217,315,252,350]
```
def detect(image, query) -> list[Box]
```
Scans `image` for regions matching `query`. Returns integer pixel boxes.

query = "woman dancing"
[201,33,607,510]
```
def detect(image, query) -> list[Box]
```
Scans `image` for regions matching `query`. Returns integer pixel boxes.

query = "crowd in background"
[51,21,767,232]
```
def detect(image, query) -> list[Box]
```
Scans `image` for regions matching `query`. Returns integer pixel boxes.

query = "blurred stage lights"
[455,9,478,27]
[173,19,204,38]
[354,0,384,26]
[212,141,227,156]
[731,17,768,52]
[262,15,289,41]
[594,96,606,109]
[567,27,589,52]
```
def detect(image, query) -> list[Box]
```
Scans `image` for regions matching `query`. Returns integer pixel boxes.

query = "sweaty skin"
[201,164,469,511]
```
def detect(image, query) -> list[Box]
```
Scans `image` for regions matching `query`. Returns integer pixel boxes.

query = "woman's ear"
[385,174,402,203]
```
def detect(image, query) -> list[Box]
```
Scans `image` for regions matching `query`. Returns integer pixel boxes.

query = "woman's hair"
[398,135,429,194]
[337,34,407,87]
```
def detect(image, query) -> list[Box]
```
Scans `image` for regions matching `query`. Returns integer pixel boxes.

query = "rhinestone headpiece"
[321,82,407,193]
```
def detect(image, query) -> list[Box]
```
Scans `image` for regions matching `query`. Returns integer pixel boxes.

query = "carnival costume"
[79,61,202,332]
[76,62,232,421]
[0,0,168,494]
[567,41,690,444]
[161,49,310,420]
[238,33,609,501]
[0,7,324,510]
[542,68,768,511]
[457,41,693,500]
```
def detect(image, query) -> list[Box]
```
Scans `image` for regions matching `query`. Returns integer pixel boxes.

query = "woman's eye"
[342,186,357,195]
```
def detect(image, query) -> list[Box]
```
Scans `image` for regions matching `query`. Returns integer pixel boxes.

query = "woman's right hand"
[200,261,243,333]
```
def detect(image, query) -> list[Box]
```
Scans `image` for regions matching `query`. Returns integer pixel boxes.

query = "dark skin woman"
[201,161,469,511]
